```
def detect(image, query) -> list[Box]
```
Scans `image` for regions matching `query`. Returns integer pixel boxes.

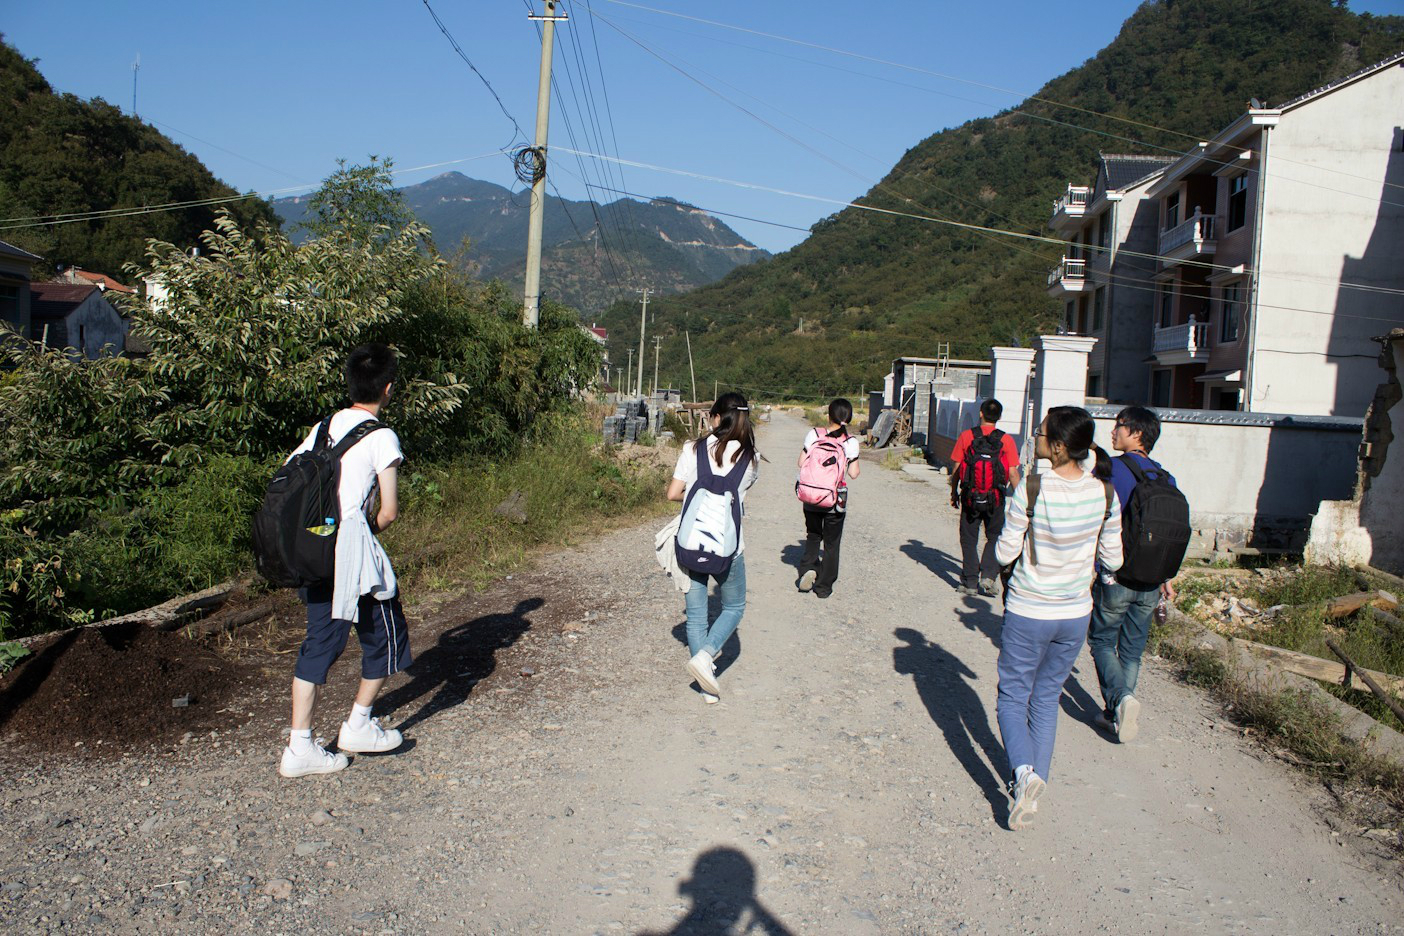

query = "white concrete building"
[1144,51,1404,415]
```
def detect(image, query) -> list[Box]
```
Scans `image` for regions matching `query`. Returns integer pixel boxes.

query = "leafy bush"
[0,160,601,635]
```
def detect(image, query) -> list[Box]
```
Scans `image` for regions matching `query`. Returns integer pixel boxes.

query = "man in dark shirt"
[1090,406,1178,743]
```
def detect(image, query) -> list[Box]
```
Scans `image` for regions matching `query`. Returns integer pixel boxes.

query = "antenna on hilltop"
[131,54,141,118]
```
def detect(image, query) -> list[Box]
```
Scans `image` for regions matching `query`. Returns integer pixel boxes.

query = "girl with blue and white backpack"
[665,392,759,704]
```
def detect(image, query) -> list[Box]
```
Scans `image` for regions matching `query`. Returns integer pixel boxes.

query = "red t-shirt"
[950,424,1020,480]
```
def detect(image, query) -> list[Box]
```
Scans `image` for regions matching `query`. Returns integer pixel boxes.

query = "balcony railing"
[1153,316,1209,356]
[1159,210,1216,257]
[1046,256,1087,290]
[1052,185,1091,215]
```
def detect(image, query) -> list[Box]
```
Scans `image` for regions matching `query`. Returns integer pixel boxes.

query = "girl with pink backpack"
[795,398,862,599]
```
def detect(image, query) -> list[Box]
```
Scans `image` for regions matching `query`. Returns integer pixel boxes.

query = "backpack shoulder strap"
[1024,473,1041,567]
[330,419,386,460]
[695,434,714,479]
[312,417,333,452]
[1122,454,1154,484]
[988,428,1004,446]
[1102,479,1115,519]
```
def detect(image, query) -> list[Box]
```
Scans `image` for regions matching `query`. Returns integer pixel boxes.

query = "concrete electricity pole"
[626,349,634,397]
[685,331,697,404]
[652,336,662,398]
[522,0,566,329]
[635,288,650,397]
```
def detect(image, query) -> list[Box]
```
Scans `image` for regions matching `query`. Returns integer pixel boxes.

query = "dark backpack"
[675,439,753,577]
[1116,456,1191,590]
[251,418,387,589]
[960,429,1008,516]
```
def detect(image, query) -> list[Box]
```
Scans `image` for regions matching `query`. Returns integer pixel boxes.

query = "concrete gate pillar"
[989,346,1036,442]
[1032,335,1097,427]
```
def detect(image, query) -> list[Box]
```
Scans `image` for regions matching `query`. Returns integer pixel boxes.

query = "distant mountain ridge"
[273,172,768,314]
[591,0,1404,398]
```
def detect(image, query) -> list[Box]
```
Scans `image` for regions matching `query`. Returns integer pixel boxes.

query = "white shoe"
[337,717,403,754]
[1116,696,1141,743]
[687,651,720,695]
[701,691,720,705]
[1008,770,1045,829]
[798,570,817,592]
[279,739,348,778]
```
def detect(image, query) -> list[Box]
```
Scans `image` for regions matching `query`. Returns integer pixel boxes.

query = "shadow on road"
[899,538,960,589]
[377,597,541,732]
[1060,664,1110,734]
[779,542,805,571]
[638,846,794,936]
[893,628,1009,825]
[953,595,1002,648]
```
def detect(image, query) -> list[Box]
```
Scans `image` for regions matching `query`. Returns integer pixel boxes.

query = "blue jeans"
[1089,578,1159,716]
[996,609,1089,782]
[684,552,746,659]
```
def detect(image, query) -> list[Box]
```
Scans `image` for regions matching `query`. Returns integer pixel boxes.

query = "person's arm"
[666,478,686,502]
[372,465,399,533]
[1097,489,1124,572]
[1003,436,1022,487]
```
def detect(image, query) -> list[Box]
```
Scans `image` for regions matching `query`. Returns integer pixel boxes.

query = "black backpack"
[1116,456,1191,590]
[251,418,387,589]
[960,429,1008,516]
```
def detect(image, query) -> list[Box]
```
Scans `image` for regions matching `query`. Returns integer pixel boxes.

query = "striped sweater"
[994,469,1124,620]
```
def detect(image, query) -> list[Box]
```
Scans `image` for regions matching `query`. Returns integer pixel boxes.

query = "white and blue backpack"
[675,438,753,576]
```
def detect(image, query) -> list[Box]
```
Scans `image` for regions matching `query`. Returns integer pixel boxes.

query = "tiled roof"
[589,326,607,339]
[30,282,98,318]
[66,268,135,293]
[1100,154,1176,191]
[0,239,43,263]
[1278,50,1404,111]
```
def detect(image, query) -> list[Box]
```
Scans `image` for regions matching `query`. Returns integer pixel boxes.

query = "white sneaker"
[798,570,817,592]
[1008,771,1045,829]
[1116,696,1141,743]
[687,651,720,695]
[701,691,720,705]
[337,717,404,754]
[279,739,349,778]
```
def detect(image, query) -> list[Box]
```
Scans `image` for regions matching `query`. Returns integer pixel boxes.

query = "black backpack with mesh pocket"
[251,418,386,589]
[1116,456,1191,590]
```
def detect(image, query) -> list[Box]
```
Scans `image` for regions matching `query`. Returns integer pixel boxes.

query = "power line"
[420,0,529,147]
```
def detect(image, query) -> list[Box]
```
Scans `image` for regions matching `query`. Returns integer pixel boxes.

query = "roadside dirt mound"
[0,622,262,757]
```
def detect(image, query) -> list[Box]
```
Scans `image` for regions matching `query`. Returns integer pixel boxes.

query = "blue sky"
[5,0,1404,254]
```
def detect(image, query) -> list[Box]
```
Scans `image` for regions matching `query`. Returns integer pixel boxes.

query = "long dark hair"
[709,391,756,467]
[826,398,853,438]
[1043,405,1112,480]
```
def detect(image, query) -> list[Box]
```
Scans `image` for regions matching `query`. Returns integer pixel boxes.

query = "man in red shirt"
[947,399,1022,596]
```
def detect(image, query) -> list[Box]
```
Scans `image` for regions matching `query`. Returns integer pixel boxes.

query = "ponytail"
[1090,444,1113,481]
[826,397,853,438]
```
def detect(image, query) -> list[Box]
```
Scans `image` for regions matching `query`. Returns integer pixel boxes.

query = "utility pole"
[652,336,662,398]
[131,54,140,117]
[685,331,697,404]
[522,0,566,328]
[614,367,622,393]
[714,379,718,403]
[635,289,650,398]
[626,349,634,397]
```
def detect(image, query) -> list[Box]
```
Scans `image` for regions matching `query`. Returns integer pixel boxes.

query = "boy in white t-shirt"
[796,398,861,599]
[278,344,413,778]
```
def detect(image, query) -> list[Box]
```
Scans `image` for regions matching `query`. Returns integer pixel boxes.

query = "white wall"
[1088,405,1360,553]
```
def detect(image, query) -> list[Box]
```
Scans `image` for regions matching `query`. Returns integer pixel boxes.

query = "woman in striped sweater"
[993,406,1123,829]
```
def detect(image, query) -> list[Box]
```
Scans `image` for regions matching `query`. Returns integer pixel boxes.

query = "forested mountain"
[594,0,1404,399]
[274,172,769,315]
[0,38,277,277]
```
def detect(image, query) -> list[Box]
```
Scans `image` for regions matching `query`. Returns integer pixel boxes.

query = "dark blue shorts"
[295,586,413,685]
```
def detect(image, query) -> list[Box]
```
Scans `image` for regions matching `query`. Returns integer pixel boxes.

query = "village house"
[29,282,128,358]
[1047,51,1404,415]
[0,238,42,341]
[1047,154,1175,403]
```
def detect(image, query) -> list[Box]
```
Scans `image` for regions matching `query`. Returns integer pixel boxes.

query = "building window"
[1227,174,1248,232]
[1212,388,1241,411]
[1221,282,1241,342]
[1092,288,1105,332]
[1151,369,1171,407]
[1165,192,1180,230]
[1158,285,1173,328]
[1099,211,1112,251]
[0,281,18,325]
[1087,374,1102,398]
[1065,301,1074,332]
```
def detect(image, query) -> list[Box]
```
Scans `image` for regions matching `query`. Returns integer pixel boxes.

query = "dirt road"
[1,411,1399,934]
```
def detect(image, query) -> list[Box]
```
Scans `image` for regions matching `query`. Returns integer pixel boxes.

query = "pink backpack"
[796,433,850,509]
